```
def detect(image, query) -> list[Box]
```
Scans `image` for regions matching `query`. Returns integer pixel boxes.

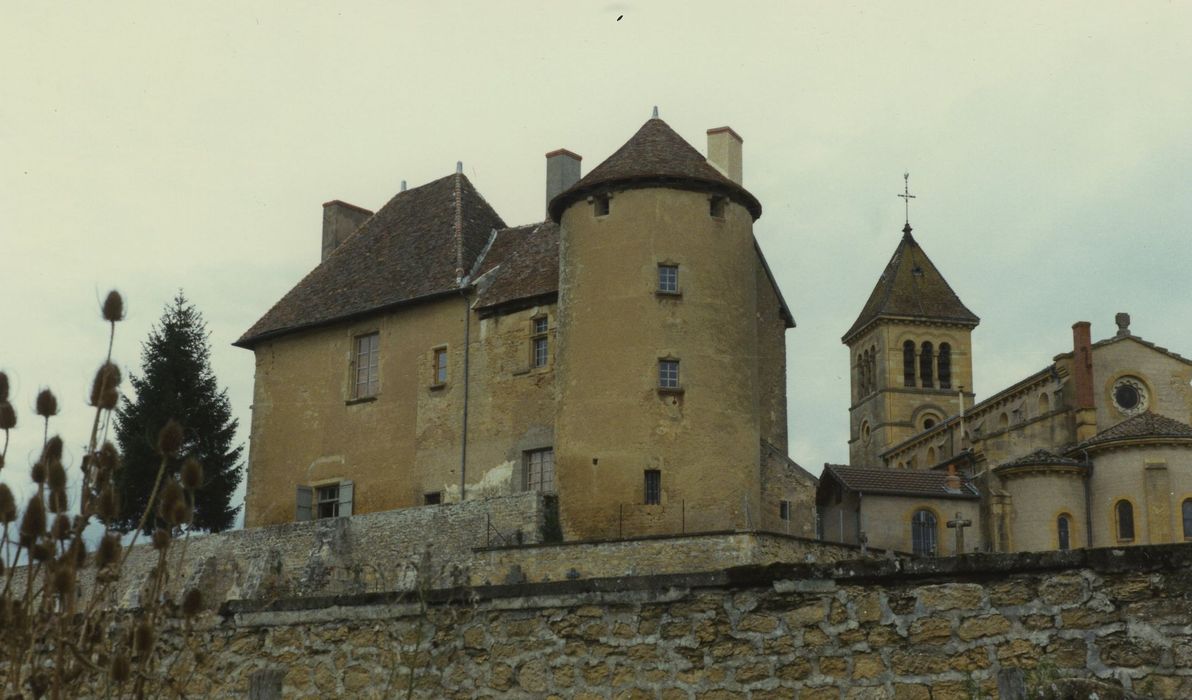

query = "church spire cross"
[898,172,916,234]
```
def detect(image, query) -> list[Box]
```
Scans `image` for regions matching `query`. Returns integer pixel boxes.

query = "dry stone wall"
[184,543,1192,698]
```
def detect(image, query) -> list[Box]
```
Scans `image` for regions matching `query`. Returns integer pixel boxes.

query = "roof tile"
[1076,411,1192,450]
[821,464,979,499]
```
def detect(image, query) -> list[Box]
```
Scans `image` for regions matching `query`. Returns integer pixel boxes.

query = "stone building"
[235,114,817,542]
[819,222,1192,555]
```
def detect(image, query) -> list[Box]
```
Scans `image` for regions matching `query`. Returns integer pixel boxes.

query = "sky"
[3,2,1191,527]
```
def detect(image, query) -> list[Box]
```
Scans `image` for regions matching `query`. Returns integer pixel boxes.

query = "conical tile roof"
[1076,411,1192,450]
[548,117,761,222]
[842,226,979,344]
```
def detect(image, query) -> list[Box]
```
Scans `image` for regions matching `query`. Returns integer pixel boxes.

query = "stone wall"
[169,543,1191,698]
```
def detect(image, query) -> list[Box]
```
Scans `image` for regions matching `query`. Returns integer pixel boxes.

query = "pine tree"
[112,292,243,533]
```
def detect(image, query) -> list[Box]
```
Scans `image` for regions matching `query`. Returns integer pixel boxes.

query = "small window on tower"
[531,316,549,368]
[424,492,442,506]
[658,359,681,390]
[780,500,792,521]
[657,264,680,294]
[644,470,662,505]
[709,196,726,218]
[432,347,448,387]
[594,195,610,217]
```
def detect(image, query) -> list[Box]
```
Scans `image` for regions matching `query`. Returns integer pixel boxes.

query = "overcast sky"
[3,2,1191,525]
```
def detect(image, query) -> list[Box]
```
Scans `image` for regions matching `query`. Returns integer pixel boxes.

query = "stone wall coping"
[222,541,1192,617]
[471,527,886,554]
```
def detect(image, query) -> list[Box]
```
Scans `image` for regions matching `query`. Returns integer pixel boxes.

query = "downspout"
[1082,450,1093,548]
[460,291,471,501]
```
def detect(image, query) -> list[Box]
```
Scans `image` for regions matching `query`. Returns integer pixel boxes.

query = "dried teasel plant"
[0,290,215,699]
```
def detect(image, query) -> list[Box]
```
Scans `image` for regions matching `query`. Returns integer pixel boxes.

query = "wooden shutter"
[338,480,354,517]
[295,485,313,522]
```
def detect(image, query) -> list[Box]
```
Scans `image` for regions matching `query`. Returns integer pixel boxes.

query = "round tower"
[548,116,769,540]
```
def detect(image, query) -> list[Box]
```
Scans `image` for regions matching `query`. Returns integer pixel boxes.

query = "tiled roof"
[821,464,979,499]
[997,449,1084,469]
[1076,412,1192,450]
[237,173,506,347]
[473,221,560,311]
[1053,333,1192,367]
[547,117,762,222]
[842,227,979,344]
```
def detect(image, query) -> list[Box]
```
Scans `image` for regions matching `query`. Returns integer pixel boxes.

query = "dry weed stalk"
[0,292,211,699]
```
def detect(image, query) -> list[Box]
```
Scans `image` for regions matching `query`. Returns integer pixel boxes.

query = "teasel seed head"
[98,441,120,471]
[0,484,15,523]
[48,486,68,514]
[158,480,184,524]
[180,457,203,490]
[90,362,122,409]
[52,513,71,540]
[31,461,46,484]
[48,460,67,492]
[35,388,58,418]
[110,653,131,683]
[151,528,170,550]
[69,537,87,567]
[52,566,75,598]
[19,493,46,541]
[0,371,7,402]
[96,533,121,570]
[97,486,119,521]
[157,419,184,456]
[102,290,125,323]
[0,401,15,430]
[182,588,203,617]
[31,539,53,562]
[41,435,63,464]
[133,618,155,656]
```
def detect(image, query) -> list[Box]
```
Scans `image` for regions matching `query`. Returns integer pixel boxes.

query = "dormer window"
[709,196,726,218]
[594,195,610,217]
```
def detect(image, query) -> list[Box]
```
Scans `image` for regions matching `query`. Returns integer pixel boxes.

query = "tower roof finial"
[898,171,916,236]
[651,105,659,119]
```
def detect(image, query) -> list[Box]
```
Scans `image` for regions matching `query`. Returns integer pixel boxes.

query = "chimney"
[1072,321,1098,441]
[944,464,962,492]
[545,149,582,212]
[321,200,373,262]
[706,127,743,184]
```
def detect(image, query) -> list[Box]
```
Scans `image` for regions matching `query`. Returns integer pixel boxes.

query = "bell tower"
[843,217,979,467]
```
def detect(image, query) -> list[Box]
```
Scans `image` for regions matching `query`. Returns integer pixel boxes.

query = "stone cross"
[898,172,916,226]
[947,511,972,555]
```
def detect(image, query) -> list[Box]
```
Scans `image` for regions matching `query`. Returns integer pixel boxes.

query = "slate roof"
[842,226,979,344]
[473,221,560,311]
[820,464,979,499]
[996,449,1084,469]
[236,173,506,347]
[1075,412,1192,450]
[547,117,762,222]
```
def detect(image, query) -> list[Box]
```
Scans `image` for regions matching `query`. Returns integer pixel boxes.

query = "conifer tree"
[112,292,243,533]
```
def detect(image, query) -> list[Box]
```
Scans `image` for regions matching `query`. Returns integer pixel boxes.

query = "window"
[594,195,610,217]
[353,332,380,399]
[523,448,555,493]
[709,196,725,218]
[433,347,448,386]
[859,350,870,396]
[911,509,937,556]
[658,359,680,390]
[657,264,679,294]
[644,470,662,505]
[903,341,916,387]
[939,343,952,389]
[296,482,353,521]
[1039,392,1051,414]
[424,492,442,505]
[531,317,549,368]
[1183,499,1192,540]
[1115,499,1135,541]
[780,500,792,522]
[1057,514,1072,550]
[923,417,936,430]
[919,342,934,388]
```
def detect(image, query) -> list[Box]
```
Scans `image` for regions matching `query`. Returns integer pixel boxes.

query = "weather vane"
[898,172,916,227]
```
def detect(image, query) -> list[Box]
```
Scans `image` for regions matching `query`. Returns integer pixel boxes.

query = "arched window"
[868,346,878,393]
[926,446,936,464]
[1057,514,1072,550]
[858,351,868,397]
[1182,498,1191,540]
[938,343,952,389]
[1038,392,1050,414]
[998,412,1009,429]
[1115,500,1135,541]
[903,341,916,387]
[911,510,937,556]
[920,342,934,388]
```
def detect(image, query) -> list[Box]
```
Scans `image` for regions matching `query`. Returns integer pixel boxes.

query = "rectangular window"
[644,470,662,505]
[658,359,680,390]
[780,500,792,522]
[433,347,448,385]
[531,317,549,368]
[657,264,679,294]
[594,195,610,217]
[354,332,380,398]
[709,197,725,218]
[523,448,555,493]
[424,492,442,505]
[316,485,340,519]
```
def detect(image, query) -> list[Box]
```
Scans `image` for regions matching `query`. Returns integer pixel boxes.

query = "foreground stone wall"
[176,544,1192,698]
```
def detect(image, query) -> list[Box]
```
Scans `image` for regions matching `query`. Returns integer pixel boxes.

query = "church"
[236,112,1192,559]
[235,112,817,543]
